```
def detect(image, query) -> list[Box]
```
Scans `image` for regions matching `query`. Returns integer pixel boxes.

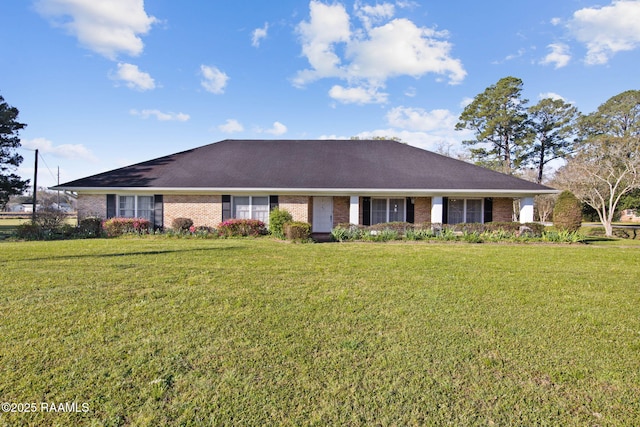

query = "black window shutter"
[442,197,448,224]
[484,198,493,223]
[406,197,415,223]
[222,195,231,221]
[269,195,279,211]
[154,195,164,230]
[106,194,116,219]
[362,197,371,226]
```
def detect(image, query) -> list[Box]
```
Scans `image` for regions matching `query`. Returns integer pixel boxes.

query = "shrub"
[102,218,151,237]
[171,217,194,232]
[284,221,311,241]
[269,208,293,239]
[217,219,266,237]
[34,207,67,235]
[78,217,104,238]
[553,191,582,232]
[15,223,42,240]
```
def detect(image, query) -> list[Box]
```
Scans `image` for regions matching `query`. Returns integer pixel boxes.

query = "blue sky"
[2,0,639,188]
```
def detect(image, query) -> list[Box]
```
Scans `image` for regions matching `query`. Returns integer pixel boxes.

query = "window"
[447,198,483,224]
[118,195,154,222]
[232,196,270,224]
[370,198,405,225]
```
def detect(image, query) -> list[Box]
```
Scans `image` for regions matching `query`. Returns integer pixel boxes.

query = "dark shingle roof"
[55,139,554,194]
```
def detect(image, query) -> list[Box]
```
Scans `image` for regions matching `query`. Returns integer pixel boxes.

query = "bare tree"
[555,138,639,236]
[555,90,640,237]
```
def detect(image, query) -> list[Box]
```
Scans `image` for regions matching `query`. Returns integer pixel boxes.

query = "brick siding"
[279,196,310,223]
[77,194,107,220]
[414,197,432,223]
[493,198,514,222]
[164,195,221,228]
[333,197,350,226]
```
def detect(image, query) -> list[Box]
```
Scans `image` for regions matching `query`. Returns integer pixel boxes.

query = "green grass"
[1,238,639,426]
[0,218,26,240]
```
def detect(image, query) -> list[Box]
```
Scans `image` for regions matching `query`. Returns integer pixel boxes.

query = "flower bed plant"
[330,221,580,243]
[217,219,266,237]
[102,218,151,237]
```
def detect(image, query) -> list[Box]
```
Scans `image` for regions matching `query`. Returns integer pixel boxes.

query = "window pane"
[119,196,135,218]
[466,199,482,223]
[251,197,269,223]
[137,196,154,221]
[233,197,251,219]
[448,199,464,224]
[388,198,404,222]
[371,199,387,225]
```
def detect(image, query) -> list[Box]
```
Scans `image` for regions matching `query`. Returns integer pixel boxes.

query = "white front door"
[313,197,333,232]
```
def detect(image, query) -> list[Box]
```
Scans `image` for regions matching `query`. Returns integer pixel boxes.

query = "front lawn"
[0,239,639,426]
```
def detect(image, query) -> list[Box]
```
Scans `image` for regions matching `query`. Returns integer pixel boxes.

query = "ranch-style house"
[54,139,557,232]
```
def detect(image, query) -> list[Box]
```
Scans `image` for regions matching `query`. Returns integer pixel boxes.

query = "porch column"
[431,197,443,223]
[349,196,359,225]
[520,197,534,223]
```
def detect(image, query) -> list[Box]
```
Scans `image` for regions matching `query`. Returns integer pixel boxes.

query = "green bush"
[553,191,582,232]
[15,223,42,240]
[171,217,194,232]
[269,208,293,238]
[217,219,266,237]
[284,221,311,241]
[102,218,151,237]
[78,217,104,238]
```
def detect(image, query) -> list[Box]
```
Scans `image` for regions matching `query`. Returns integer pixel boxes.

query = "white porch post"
[520,197,534,223]
[349,196,359,225]
[431,197,443,223]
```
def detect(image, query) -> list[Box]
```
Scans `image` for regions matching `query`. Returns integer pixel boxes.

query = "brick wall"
[493,198,514,222]
[333,197,350,226]
[279,196,310,223]
[164,195,221,228]
[414,197,432,223]
[77,194,107,220]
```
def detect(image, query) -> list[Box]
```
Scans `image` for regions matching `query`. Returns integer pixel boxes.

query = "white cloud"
[252,23,269,47]
[567,0,640,65]
[22,137,97,162]
[355,1,395,29]
[218,119,244,133]
[200,65,229,94]
[130,109,190,121]
[112,63,155,91]
[35,0,157,60]
[460,97,474,108]
[294,1,465,104]
[321,105,473,152]
[294,1,351,86]
[386,106,458,132]
[264,121,288,135]
[540,43,571,68]
[329,85,388,104]
[538,92,566,101]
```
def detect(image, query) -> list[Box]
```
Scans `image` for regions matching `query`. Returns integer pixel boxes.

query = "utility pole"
[32,149,38,223]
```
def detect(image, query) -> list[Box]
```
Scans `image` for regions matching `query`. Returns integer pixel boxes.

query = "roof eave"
[52,186,559,197]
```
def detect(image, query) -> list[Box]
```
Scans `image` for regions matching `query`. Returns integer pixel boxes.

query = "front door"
[313,197,333,232]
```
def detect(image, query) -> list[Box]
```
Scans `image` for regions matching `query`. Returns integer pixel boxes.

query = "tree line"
[456,77,640,237]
